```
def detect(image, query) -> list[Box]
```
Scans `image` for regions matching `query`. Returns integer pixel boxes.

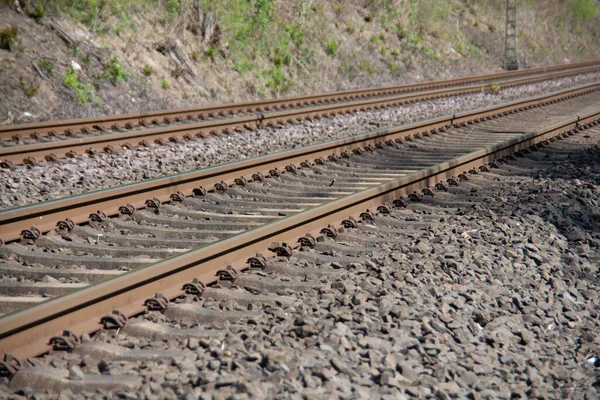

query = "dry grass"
[0,0,599,123]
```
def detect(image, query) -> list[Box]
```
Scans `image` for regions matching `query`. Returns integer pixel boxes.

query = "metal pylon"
[503,0,518,70]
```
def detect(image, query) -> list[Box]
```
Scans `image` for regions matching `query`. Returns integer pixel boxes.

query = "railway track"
[0,79,598,379]
[1,62,600,166]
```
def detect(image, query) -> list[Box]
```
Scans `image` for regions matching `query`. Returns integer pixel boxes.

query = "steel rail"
[0,81,598,245]
[2,65,600,166]
[0,60,599,142]
[1,101,598,361]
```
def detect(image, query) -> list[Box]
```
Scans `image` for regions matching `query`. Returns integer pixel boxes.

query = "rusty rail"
[2,60,598,141]
[0,81,598,245]
[1,62,600,167]
[0,86,598,361]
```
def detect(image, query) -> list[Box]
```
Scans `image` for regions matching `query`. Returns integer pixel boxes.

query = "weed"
[0,26,18,50]
[325,40,338,57]
[167,0,180,21]
[264,66,293,95]
[359,60,375,76]
[233,55,254,73]
[207,46,217,59]
[71,45,80,57]
[395,21,407,40]
[345,25,355,34]
[161,78,170,90]
[391,48,400,57]
[572,0,599,25]
[335,4,344,16]
[407,34,421,46]
[421,46,436,59]
[364,12,373,22]
[388,61,400,74]
[143,65,154,77]
[81,54,91,66]
[26,4,45,20]
[37,58,54,76]
[191,51,200,62]
[19,76,37,98]
[273,45,291,66]
[63,68,96,105]
[285,24,305,47]
[483,82,501,95]
[104,57,127,84]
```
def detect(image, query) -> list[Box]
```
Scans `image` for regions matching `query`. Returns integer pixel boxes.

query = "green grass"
[63,68,96,105]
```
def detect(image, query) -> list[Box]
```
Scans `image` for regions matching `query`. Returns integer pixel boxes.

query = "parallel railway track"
[1,62,600,166]
[0,80,599,371]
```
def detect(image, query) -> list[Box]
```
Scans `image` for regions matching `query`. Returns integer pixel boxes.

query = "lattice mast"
[503,0,518,70]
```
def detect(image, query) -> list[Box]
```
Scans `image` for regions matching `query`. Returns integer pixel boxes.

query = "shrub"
[26,4,45,20]
[0,26,18,50]
[63,68,96,105]
[161,78,170,90]
[143,65,153,77]
[104,56,127,84]
[37,58,54,76]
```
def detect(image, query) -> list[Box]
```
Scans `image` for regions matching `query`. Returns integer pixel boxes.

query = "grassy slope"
[0,0,599,123]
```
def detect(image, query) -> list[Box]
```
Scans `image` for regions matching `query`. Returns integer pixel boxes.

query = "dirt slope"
[0,0,599,124]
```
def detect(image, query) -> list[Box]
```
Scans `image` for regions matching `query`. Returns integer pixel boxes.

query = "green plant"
[26,4,45,20]
[143,65,153,77]
[264,66,292,95]
[421,46,436,59]
[19,76,36,98]
[0,26,18,50]
[191,51,199,62]
[359,60,375,76]
[325,40,338,57]
[161,78,170,90]
[63,68,96,105]
[395,21,407,40]
[273,44,291,66]
[206,46,217,59]
[167,0,181,21]
[483,82,501,94]
[233,55,253,73]
[285,24,305,47]
[345,25,355,34]
[391,48,400,57]
[37,58,54,76]
[104,56,127,84]
[572,0,600,25]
